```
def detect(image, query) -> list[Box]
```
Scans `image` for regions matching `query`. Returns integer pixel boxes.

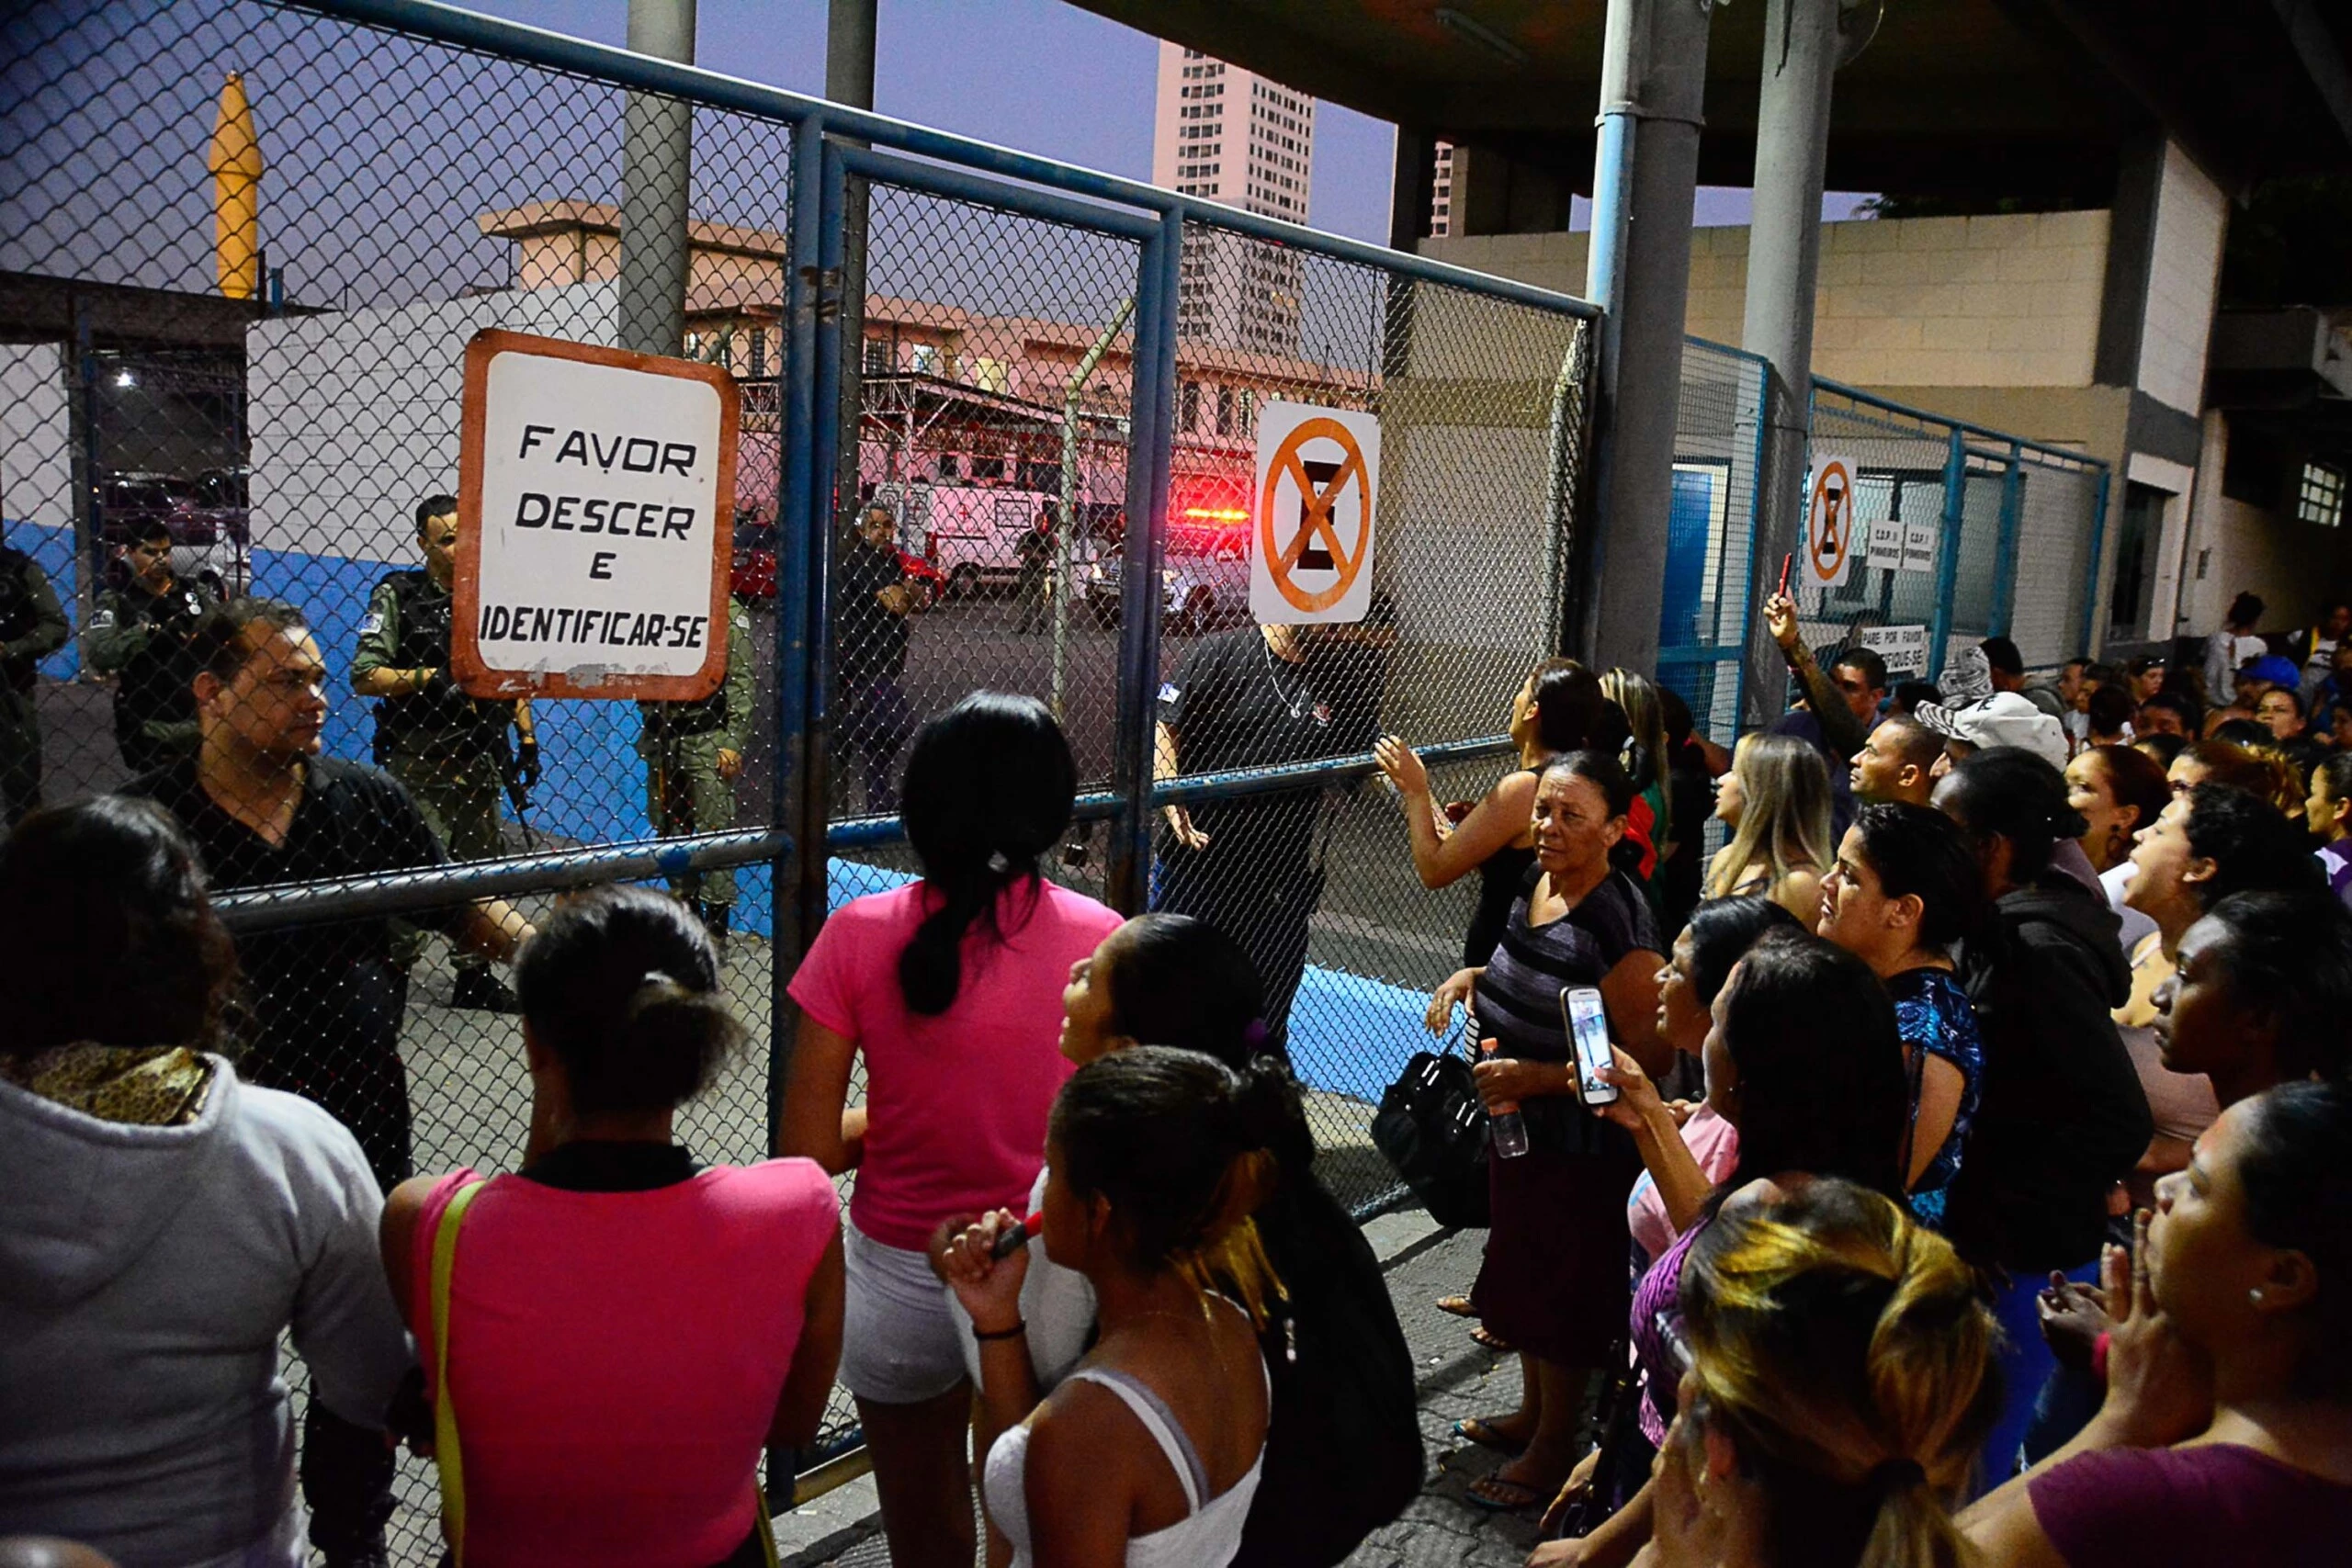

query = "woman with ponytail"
[381,886,843,1566]
[1645,1177,1999,1568]
[948,1048,1295,1568]
[780,692,1120,1566]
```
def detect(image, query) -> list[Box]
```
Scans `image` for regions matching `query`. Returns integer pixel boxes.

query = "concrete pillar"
[617,0,696,359]
[1388,129,1436,251]
[1574,0,1713,675]
[826,0,877,107]
[1739,0,1841,717]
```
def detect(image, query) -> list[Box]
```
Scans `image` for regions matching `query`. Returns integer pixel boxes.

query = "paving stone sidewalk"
[785,1222,1549,1568]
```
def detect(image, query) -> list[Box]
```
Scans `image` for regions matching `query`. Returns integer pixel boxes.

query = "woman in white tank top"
[944,1047,1295,1568]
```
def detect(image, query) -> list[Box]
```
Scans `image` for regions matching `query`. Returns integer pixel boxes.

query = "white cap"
[1913,692,2070,770]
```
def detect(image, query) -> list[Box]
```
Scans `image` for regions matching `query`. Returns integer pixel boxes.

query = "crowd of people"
[7,555,2352,1568]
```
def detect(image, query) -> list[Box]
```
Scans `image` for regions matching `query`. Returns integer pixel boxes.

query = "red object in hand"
[1777,552,1793,596]
[989,1211,1045,1261]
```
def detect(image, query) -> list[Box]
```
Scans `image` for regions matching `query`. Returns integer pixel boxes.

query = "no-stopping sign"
[453,330,739,701]
[1250,401,1381,625]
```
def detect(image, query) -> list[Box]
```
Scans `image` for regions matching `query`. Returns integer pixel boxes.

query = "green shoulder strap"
[430,1178,491,1566]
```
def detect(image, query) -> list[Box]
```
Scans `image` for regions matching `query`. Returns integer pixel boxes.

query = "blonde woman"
[1703,733,1832,923]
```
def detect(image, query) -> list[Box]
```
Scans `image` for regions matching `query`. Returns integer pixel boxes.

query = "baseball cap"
[2244,655,2300,688]
[1939,645,1996,706]
[1912,691,2070,770]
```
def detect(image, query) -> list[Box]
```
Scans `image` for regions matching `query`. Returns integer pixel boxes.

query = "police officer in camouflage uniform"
[350,494,536,1011]
[86,520,220,773]
[0,525,69,826]
[639,592,752,944]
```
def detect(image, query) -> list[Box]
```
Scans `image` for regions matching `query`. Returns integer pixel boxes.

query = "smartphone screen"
[1560,986,1619,1105]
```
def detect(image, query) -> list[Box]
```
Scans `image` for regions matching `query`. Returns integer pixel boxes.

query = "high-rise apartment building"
[1150,43,1312,357]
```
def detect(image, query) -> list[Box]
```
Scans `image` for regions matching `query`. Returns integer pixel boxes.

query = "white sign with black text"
[454,331,739,702]
[1859,623,1931,680]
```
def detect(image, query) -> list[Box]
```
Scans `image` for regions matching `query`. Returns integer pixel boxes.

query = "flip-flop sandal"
[1451,1417,1527,1455]
[1435,1293,1478,1318]
[1469,1324,1514,1352]
[1465,1473,1546,1512]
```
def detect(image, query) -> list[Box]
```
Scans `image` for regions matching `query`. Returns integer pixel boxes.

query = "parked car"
[729,516,944,604]
[1073,520,1249,635]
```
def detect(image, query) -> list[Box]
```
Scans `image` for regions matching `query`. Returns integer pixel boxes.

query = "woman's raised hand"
[941,1208,1031,1336]
[1594,1043,1666,1134]
[1374,735,1431,800]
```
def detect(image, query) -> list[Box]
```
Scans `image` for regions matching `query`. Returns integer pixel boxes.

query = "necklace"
[1262,635,1310,720]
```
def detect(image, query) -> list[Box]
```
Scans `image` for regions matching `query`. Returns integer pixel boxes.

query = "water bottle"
[1481,1037,1530,1159]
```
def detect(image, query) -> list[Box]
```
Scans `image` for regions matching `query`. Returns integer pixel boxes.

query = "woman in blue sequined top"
[1815,802,1986,1228]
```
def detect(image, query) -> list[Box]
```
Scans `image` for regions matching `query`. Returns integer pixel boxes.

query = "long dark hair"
[2180,784,2324,913]
[0,796,241,1056]
[1713,932,1907,1212]
[1682,897,1804,1010]
[1937,748,2086,885]
[2196,891,2352,1084]
[2239,1081,2352,1397]
[1849,803,1984,950]
[1051,1045,1300,1319]
[1099,913,1265,1066]
[514,886,743,1114]
[897,692,1079,1014]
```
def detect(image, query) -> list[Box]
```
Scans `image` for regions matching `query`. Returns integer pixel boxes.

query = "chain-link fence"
[1657,338,1770,746]
[1807,380,2112,679]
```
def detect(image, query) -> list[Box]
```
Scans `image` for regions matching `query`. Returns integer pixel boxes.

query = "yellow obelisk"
[209,73,263,299]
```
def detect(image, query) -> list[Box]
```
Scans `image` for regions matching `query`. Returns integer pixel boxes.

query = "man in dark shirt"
[1154,620,1365,1058]
[835,504,919,811]
[127,598,532,1192]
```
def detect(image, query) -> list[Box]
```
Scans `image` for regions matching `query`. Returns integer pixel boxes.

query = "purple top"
[2028,1443,2352,1568]
[1628,1217,1708,1448]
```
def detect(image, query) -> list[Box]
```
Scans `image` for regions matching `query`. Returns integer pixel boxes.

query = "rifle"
[491,727,538,852]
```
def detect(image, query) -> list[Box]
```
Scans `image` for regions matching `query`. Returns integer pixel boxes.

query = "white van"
[877,483,1060,598]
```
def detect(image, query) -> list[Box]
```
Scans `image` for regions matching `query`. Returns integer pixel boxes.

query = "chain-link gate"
[4,0,1607,1558]
[1808,381,2112,677]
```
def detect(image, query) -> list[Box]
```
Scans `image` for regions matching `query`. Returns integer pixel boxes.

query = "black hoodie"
[1945,869,2154,1275]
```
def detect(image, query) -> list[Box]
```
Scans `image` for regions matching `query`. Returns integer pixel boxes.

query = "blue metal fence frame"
[278,0,1604,1170]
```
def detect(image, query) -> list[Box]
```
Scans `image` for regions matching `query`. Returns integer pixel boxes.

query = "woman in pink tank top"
[382,887,845,1568]
[781,692,1120,1567]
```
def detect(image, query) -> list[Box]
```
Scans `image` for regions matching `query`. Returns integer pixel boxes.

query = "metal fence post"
[770,113,828,1154]
[2081,465,2113,659]
[1106,216,1180,916]
[1990,440,2024,639]
[1928,427,1967,682]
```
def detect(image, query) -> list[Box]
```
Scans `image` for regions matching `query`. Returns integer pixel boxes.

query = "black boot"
[451,967,521,1012]
[695,900,731,954]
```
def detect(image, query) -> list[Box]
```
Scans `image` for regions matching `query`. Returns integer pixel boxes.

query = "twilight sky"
[468,0,1870,244]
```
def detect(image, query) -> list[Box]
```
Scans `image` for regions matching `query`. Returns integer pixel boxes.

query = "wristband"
[2091,1330,2111,1383]
[972,1320,1026,1343]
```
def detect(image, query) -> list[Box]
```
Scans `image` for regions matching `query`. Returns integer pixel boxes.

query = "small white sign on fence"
[1903,520,1939,575]
[1859,623,1931,680]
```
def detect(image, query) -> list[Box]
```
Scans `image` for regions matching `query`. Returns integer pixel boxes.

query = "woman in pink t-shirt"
[782,692,1121,1568]
[381,887,845,1568]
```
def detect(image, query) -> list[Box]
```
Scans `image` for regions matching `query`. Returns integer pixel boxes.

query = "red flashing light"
[1180,506,1250,522]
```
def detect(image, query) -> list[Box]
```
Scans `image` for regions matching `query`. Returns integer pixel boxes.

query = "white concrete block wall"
[0,343,73,531]
[246,280,619,563]
[1424,209,2109,390]
[2138,142,2228,416]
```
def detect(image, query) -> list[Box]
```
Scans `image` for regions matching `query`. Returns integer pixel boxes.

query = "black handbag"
[1371,1026,1491,1229]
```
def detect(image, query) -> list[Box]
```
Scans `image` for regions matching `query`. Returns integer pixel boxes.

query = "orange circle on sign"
[1258,416,1372,614]
[1809,459,1854,581]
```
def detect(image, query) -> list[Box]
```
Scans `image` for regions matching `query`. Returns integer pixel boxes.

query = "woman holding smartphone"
[1423,750,1666,1512]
